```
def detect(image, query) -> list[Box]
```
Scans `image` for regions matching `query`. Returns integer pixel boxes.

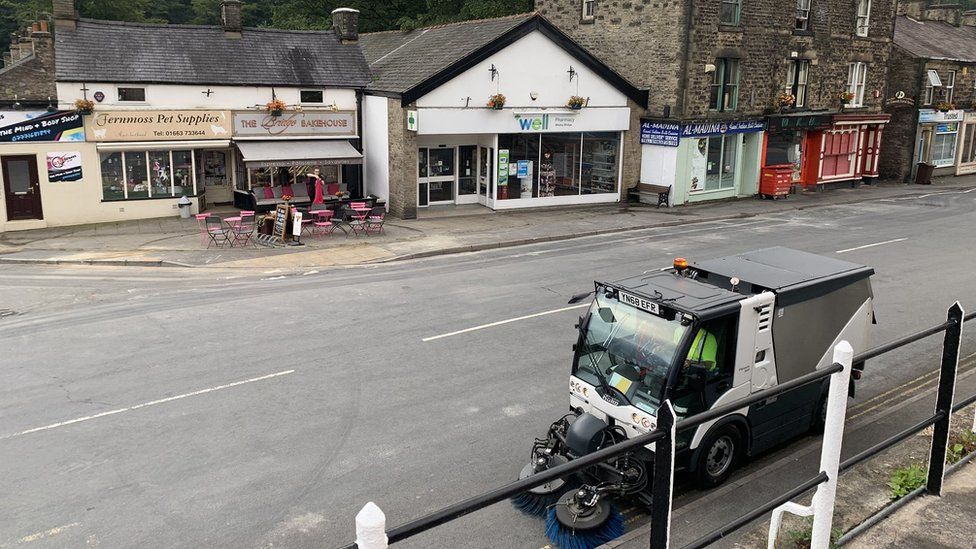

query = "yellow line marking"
[16,522,80,544]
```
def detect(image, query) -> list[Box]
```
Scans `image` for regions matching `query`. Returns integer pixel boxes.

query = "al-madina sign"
[85,110,232,142]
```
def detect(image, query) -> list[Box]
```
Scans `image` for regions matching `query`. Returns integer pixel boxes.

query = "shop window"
[855,0,871,37]
[173,150,194,196]
[198,150,228,188]
[766,131,804,181]
[541,133,581,196]
[581,132,619,195]
[700,135,739,191]
[251,167,272,189]
[945,71,956,104]
[581,0,595,20]
[960,124,976,165]
[125,151,149,199]
[300,90,324,103]
[719,0,741,26]
[100,152,124,200]
[710,59,739,112]
[498,133,540,199]
[931,124,959,167]
[822,130,857,178]
[149,151,173,197]
[117,87,146,102]
[785,60,809,108]
[846,62,867,107]
[795,0,811,30]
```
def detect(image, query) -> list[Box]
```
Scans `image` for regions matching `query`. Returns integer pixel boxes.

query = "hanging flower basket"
[567,95,586,110]
[935,101,955,113]
[487,93,506,110]
[838,91,855,108]
[74,98,94,115]
[266,98,287,118]
[776,92,796,112]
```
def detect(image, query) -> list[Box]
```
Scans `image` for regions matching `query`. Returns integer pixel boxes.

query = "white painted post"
[355,502,388,549]
[810,341,853,548]
[767,341,852,549]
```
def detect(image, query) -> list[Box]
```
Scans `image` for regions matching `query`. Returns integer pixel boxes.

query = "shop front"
[411,108,631,210]
[762,113,888,190]
[85,110,235,212]
[230,110,364,209]
[640,119,764,205]
[914,109,963,178]
[957,111,976,176]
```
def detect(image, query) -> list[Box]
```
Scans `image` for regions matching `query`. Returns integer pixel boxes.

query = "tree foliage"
[0,0,532,52]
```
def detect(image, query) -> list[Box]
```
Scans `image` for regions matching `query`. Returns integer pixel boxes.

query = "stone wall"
[879,47,923,182]
[386,98,418,219]
[538,0,896,121]
[0,24,56,104]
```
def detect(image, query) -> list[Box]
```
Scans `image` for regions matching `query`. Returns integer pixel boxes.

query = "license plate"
[618,290,660,315]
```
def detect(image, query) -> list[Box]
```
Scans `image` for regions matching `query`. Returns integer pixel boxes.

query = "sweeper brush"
[544,488,626,549]
[511,454,576,516]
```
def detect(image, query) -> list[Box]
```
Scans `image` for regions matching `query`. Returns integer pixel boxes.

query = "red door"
[2,155,43,220]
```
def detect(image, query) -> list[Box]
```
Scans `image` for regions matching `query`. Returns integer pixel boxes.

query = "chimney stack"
[52,0,77,29]
[332,8,360,43]
[924,3,962,26]
[222,0,243,39]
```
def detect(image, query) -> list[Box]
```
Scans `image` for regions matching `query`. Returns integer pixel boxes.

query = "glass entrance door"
[418,147,455,206]
[478,146,492,205]
[457,145,478,204]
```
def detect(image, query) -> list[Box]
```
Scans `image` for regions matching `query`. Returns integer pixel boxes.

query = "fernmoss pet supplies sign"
[86,110,232,141]
[46,151,83,182]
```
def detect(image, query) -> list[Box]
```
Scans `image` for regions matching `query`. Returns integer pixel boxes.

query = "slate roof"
[894,15,976,62]
[55,19,371,88]
[360,13,533,94]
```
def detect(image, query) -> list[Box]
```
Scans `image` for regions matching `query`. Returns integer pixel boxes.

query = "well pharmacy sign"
[514,113,578,132]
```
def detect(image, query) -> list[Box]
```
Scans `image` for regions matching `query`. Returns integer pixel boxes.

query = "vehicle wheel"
[693,425,741,489]
[811,393,828,433]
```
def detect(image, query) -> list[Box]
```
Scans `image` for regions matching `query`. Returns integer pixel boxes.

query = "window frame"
[786,59,810,108]
[117,87,147,103]
[847,62,867,107]
[945,70,956,104]
[924,70,942,106]
[581,0,595,20]
[300,90,324,104]
[855,0,871,37]
[710,58,740,112]
[795,0,811,31]
[719,0,742,26]
[100,149,198,201]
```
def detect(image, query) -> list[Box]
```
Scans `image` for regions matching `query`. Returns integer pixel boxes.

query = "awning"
[236,139,363,168]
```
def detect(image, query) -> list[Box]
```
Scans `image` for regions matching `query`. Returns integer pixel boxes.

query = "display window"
[497,132,620,200]
[821,130,857,178]
[690,134,739,193]
[766,131,804,182]
[960,123,976,166]
[99,149,198,200]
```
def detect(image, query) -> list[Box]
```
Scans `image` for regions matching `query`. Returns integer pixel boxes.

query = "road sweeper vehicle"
[514,247,875,548]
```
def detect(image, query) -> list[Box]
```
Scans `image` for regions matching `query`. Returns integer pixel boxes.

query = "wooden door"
[2,155,42,220]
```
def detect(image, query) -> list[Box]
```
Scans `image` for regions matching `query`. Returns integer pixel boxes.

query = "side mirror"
[568,291,594,304]
[686,363,709,391]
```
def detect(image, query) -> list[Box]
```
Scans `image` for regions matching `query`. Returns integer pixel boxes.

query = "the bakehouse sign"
[85,110,232,141]
[232,111,357,137]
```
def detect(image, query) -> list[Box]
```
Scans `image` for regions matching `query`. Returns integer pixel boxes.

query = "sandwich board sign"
[272,204,289,244]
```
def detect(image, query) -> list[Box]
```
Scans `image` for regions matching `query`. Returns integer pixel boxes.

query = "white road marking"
[0,370,295,441]
[836,238,907,254]
[262,276,287,281]
[422,304,588,342]
[1,522,81,546]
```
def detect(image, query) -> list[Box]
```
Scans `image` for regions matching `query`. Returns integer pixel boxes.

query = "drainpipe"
[675,1,694,119]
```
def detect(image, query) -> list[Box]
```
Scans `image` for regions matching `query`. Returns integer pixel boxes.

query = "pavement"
[845,458,976,549]
[1,180,976,548]
[1,176,974,269]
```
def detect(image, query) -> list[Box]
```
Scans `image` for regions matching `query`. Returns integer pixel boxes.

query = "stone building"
[0,15,57,109]
[538,0,896,203]
[880,1,976,183]
[359,14,646,219]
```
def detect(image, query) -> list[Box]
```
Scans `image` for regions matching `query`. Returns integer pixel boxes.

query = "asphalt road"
[1,189,975,549]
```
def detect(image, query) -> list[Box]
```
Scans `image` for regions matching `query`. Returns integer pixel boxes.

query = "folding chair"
[231,213,256,247]
[205,215,231,248]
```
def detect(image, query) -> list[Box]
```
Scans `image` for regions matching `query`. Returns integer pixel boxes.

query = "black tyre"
[693,425,741,489]
[811,393,828,433]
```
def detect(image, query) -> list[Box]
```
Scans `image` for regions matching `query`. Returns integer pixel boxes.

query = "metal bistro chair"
[205,215,232,248]
[195,213,213,246]
[364,206,386,236]
[348,202,371,236]
[231,212,256,247]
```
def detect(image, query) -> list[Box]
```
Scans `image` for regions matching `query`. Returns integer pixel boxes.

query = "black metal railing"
[338,304,973,549]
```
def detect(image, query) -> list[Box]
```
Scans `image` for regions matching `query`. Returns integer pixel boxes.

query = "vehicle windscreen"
[573,293,689,414]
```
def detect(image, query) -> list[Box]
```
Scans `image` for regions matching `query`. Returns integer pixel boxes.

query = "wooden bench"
[627,183,671,207]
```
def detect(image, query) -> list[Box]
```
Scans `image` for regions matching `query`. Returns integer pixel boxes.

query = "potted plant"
[487,93,506,110]
[74,98,94,115]
[776,92,796,112]
[839,91,855,107]
[266,98,287,117]
[935,101,955,113]
[567,95,586,110]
